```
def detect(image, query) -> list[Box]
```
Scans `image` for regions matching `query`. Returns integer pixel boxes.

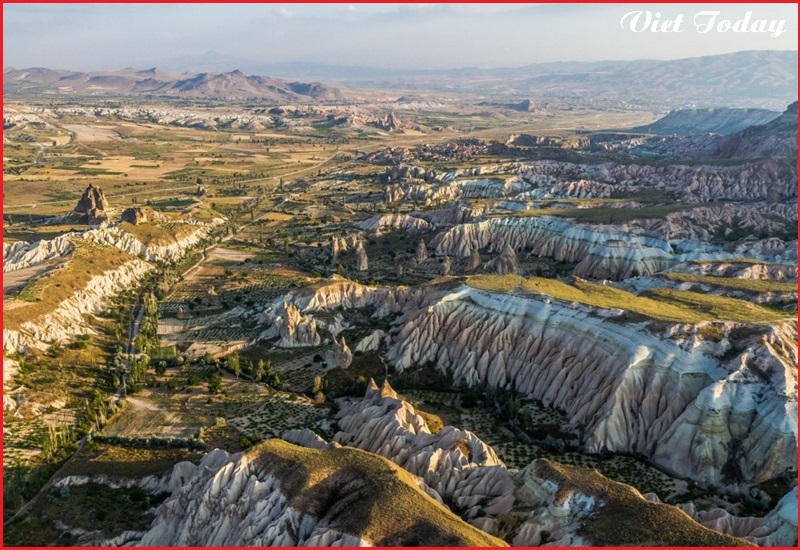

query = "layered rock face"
[661,202,798,243]
[518,179,618,199]
[412,204,475,226]
[304,382,762,546]
[84,223,218,263]
[136,440,506,547]
[429,212,793,280]
[355,330,386,353]
[3,222,218,273]
[507,459,753,547]
[631,107,780,136]
[671,260,798,282]
[356,213,434,234]
[735,238,798,264]
[248,276,795,517]
[260,301,321,347]
[431,215,706,280]
[514,158,796,203]
[334,380,515,524]
[637,101,799,161]
[483,244,520,275]
[432,216,672,261]
[645,488,798,547]
[3,256,153,352]
[386,286,797,490]
[330,337,353,368]
[445,177,531,199]
[290,276,435,318]
[573,240,676,280]
[380,164,439,186]
[137,447,369,547]
[3,234,74,273]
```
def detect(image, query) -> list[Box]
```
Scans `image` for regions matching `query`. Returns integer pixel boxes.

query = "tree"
[311,375,329,395]
[228,352,241,377]
[270,371,282,389]
[207,374,223,395]
[255,359,265,382]
[155,361,167,376]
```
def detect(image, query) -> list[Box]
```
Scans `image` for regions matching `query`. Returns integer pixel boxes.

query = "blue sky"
[3,3,797,70]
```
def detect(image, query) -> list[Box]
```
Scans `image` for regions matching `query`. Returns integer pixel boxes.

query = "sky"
[3,3,798,71]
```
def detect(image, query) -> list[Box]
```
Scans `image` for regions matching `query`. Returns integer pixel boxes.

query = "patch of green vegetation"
[148,197,198,210]
[4,483,168,547]
[664,273,797,294]
[643,288,790,324]
[163,167,229,180]
[73,168,124,176]
[467,274,789,324]
[44,189,82,202]
[120,221,199,247]
[63,443,203,478]
[414,408,444,434]
[251,439,507,546]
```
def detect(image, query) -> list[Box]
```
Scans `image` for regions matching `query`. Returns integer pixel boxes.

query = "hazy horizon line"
[5,48,799,76]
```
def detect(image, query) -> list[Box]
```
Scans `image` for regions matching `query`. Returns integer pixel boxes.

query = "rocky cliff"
[386,286,797,491]
[356,213,434,234]
[307,382,768,546]
[3,234,74,273]
[4,221,219,273]
[3,252,153,352]
[646,488,798,547]
[250,277,796,496]
[136,440,507,546]
[334,380,514,525]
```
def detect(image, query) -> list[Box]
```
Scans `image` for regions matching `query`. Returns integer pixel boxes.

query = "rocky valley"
[2,37,798,549]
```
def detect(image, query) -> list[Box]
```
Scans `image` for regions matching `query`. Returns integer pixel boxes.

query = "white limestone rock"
[3,257,154,352]
[416,238,428,263]
[261,301,321,348]
[331,337,353,368]
[573,240,676,280]
[356,213,434,234]
[483,244,520,275]
[386,285,797,490]
[355,330,386,353]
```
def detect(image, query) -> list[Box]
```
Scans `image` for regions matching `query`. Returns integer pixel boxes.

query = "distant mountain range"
[2,66,370,102]
[147,49,798,109]
[4,50,797,109]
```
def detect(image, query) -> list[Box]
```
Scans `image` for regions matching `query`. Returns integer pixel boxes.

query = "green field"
[468,274,790,324]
